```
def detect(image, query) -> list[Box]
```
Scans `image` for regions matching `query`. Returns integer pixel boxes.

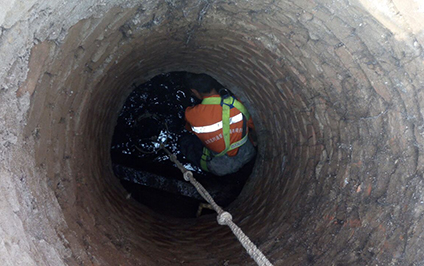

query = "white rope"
[162,146,273,266]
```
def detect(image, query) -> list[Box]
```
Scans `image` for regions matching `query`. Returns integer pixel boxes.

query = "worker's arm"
[185,122,193,132]
[184,106,195,133]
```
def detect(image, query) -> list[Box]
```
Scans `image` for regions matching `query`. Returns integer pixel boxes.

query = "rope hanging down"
[161,145,273,266]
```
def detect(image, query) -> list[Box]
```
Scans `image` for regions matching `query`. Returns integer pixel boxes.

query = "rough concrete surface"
[1,0,424,265]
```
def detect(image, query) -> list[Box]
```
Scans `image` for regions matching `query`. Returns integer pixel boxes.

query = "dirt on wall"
[1,0,424,265]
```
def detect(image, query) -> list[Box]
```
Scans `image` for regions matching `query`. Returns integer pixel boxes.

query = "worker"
[180,73,256,176]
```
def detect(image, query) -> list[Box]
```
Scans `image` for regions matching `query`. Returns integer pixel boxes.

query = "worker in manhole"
[180,73,257,176]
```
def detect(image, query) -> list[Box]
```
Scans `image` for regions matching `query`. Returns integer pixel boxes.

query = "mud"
[111,71,253,218]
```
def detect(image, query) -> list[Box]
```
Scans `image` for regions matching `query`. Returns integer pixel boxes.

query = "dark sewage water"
[110,72,254,218]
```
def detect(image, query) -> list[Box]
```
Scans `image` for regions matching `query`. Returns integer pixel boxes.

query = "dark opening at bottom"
[111,72,255,218]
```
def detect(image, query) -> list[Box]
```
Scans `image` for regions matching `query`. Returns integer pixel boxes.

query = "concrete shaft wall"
[1,0,423,265]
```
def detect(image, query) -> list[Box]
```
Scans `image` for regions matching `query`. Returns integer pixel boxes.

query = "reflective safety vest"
[197,95,251,172]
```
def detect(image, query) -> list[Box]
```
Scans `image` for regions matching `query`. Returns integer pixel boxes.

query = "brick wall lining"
[1,0,424,265]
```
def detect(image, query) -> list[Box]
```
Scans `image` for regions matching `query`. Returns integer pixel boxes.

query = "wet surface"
[111,72,254,218]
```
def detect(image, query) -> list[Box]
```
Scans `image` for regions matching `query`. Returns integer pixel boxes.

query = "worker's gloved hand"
[176,90,189,108]
[177,90,197,109]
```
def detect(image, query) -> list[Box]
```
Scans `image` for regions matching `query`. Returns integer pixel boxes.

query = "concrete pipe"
[1,0,423,265]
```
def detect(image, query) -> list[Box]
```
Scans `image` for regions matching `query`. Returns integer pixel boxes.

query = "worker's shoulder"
[186,103,216,113]
[185,104,204,120]
[185,104,201,115]
[185,103,220,121]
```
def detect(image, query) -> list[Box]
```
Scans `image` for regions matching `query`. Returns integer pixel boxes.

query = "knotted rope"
[161,146,273,266]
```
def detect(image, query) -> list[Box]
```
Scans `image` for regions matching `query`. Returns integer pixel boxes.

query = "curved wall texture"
[1,0,424,265]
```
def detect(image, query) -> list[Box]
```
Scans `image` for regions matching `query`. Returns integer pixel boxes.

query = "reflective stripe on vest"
[191,113,243,133]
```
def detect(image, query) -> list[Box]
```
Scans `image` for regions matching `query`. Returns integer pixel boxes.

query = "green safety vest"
[199,96,251,172]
